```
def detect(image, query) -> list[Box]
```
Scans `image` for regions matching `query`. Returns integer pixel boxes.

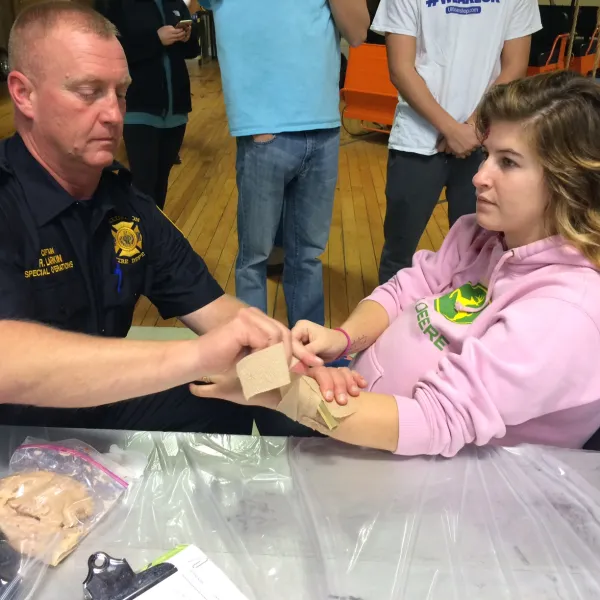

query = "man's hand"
[157,25,186,46]
[441,122,480,158]
[189,371,281,409]
[436,136,449,154]
[292,320,349,363]
[193,308,323,379]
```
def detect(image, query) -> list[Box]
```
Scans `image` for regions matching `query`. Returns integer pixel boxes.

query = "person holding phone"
[96,0,199,210]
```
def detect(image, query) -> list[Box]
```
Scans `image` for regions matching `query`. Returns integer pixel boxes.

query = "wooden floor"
[0,61,449,328]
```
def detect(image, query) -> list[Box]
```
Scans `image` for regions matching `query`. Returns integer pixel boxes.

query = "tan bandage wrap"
[236,343,358,431]
[0,471,94,566]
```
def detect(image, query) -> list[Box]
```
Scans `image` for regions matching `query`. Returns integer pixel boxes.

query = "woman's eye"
[501,157,517,168]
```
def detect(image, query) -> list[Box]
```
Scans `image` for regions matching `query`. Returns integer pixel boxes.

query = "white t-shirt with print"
[372,0,542,155]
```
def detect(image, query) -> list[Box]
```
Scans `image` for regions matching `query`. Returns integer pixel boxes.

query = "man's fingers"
[189,382,218,398]
[239,308,282,351]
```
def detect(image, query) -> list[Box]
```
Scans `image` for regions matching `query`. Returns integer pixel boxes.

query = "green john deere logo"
[434,283,488,324]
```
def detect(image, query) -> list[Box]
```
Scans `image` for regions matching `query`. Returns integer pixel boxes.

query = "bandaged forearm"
[236,343,357,432]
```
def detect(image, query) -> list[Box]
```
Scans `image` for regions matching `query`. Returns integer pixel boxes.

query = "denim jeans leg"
[283,128,340,327]
[235,135,299,313]
[273,215,284,249]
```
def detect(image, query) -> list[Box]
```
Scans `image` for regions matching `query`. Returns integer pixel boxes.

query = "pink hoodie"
[353,215,600,457]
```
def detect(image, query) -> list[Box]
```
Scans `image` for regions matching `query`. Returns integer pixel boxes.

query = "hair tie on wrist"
[334,327,352,360]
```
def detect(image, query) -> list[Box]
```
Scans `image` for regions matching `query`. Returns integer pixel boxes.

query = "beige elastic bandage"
[236,343,357,433]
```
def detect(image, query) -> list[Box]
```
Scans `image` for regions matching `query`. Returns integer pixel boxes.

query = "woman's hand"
[157,25,186,46]
[180,24,192,43]
[189,372,280,410]
[292,320,349,363]
[308,366,368,406]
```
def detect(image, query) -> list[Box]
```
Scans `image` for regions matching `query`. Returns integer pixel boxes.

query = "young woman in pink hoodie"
[195,70,600,457]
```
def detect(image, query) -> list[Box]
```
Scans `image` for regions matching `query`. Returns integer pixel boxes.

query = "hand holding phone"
[176,19,193,28]
[158,25,187,46]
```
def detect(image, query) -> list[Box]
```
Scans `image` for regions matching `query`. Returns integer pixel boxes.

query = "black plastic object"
[83,552,177,600]
[0,529,21,600]
[0,48,8,82]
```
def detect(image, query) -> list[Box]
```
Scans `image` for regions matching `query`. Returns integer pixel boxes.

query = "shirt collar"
[6,133,123,227]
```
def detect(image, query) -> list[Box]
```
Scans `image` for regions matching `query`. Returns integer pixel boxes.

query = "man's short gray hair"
[8,1,119,76]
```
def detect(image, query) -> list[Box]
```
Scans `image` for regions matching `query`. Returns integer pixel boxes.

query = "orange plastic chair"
[569,28,599,76]
[341,44,397,133]
[527,33,569,76]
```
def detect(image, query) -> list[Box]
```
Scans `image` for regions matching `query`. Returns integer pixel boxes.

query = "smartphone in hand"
[176,19,193,28]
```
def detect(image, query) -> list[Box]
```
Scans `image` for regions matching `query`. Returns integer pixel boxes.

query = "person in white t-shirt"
[372,0,542,284]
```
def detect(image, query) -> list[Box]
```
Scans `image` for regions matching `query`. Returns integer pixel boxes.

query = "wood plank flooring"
[0,61,449,328]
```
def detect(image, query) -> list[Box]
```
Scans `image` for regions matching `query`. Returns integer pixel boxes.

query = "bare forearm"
[329,0,370,47]
[327,392,399,451]
[467,40,530,124]
[391,66,456,135]
[492,66,527,87]
[466,67,528,125]
[340,300,389,354]
[181,295,246,335]
[0,321,199,408]
[260,388,399,452]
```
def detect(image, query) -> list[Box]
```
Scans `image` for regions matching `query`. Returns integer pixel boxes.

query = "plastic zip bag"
[0,437,145,600]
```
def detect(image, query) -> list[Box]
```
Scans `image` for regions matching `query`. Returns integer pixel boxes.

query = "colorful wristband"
[334,327,352,360]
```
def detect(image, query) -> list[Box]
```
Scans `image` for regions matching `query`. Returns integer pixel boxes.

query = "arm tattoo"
[349,334,369,354]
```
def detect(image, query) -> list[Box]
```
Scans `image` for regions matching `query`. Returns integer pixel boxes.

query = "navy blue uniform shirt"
[0,134,223,336]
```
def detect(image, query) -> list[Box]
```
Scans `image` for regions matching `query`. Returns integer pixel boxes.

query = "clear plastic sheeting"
[1,427,600,600]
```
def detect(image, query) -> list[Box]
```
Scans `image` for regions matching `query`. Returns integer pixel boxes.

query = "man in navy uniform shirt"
[0,2,322,433]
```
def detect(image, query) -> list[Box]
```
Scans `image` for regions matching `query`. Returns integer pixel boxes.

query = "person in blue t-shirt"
[200,0,369,328]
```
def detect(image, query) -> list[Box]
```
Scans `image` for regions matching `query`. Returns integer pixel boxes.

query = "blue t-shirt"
[201,0,341,137]
[124,0,189,129]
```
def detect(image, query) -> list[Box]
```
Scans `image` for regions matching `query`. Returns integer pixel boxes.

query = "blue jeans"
[235,128,340,326]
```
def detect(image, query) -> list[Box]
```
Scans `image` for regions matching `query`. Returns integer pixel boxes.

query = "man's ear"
[7,71,36,119]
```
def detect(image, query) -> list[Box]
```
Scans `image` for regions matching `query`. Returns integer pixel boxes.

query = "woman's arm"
[306,299,600,457]
[338,300,390,354]
[313,391,399,451]
[293,217,480,361]
[293,300,389,362]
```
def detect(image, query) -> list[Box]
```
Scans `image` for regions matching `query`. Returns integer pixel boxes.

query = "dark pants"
[583,429,600,451]
[0,387,319,437]
[379,149,482,285]
[123,124,187,211]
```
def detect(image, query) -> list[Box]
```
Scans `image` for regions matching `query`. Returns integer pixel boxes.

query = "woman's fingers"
[352,370,368,389]
[308,366,367,405]
[310,367,336,402]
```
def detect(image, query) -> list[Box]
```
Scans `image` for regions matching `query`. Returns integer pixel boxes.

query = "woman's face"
[473,121,550,248]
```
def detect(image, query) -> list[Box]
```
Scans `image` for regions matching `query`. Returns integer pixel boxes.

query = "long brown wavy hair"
[477,70,600,266]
